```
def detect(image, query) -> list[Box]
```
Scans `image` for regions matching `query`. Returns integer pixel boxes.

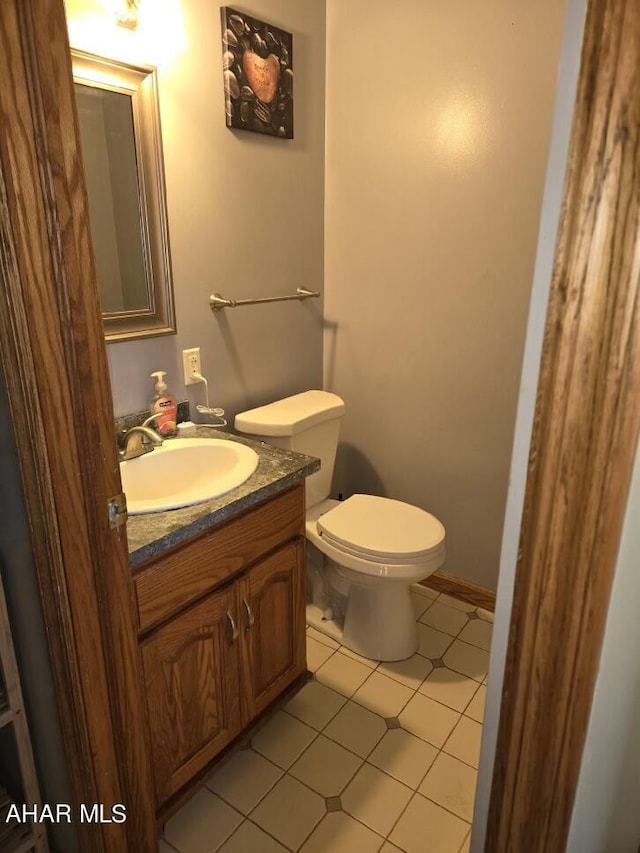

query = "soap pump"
[149,371,177,437]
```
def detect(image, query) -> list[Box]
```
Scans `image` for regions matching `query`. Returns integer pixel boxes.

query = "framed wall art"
[220,6,293,139]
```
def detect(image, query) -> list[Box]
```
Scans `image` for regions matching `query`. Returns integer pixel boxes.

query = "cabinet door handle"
[243,597,255,629]
[226,609,239,643]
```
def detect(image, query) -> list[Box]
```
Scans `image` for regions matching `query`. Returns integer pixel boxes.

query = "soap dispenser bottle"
[149,371,177,437]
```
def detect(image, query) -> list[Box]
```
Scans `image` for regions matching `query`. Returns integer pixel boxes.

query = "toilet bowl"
[305,496,445,659]
[235,391,446,661]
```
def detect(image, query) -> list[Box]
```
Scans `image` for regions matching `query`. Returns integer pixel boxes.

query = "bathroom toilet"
[235,390,446,661]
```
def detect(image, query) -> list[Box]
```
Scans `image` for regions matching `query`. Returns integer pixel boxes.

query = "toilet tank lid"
[235,390,345,436]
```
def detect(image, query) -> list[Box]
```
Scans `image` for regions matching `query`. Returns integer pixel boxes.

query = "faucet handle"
[118,424,163,461]
[117,427,131,449]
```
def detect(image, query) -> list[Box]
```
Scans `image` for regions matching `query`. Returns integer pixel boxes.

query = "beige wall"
[66,0,326,417]
[67,0,566,589]
[324,0,566,589]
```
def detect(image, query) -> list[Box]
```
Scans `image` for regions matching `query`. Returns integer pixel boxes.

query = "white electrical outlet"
[182,347,201,385]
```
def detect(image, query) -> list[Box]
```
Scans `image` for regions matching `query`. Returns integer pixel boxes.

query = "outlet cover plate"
[182,347,201,385]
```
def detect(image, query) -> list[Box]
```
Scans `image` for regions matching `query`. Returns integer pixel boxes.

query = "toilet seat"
[316,494,446,570]
[306,494,447,657]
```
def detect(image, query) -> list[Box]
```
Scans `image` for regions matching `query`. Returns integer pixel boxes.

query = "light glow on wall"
[433,92,489,167]
[66,0,187,68]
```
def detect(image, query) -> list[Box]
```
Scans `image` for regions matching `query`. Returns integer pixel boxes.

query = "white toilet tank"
[235,390,345,508]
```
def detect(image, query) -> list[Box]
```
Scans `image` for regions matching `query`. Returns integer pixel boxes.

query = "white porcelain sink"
[120,437,259,514]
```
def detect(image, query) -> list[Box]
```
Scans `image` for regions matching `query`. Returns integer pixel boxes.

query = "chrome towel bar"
[209,287,320,313]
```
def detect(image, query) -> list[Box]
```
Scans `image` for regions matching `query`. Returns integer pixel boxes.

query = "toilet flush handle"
[243,597,255,630]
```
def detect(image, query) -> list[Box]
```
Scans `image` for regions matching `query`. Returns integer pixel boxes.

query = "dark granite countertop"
[125,427,319,568]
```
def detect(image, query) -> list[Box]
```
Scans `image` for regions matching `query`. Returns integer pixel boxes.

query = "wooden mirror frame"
[72,49,176,342]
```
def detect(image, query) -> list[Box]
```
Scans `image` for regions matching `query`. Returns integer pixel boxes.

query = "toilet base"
[306,604,344,644]
[306,582,418,662]
[344,581,418,661]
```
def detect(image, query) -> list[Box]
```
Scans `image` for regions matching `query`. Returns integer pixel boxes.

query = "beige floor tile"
[307,626,341,649]
[342,763,413,837]
[436,594,476,614]
[417,623,455,659]
[323,700,387,757]
[465,684,487,723]
[290,734,362,796]
[251,775,325,851]
[252,711,316,769]
[390,793,469,853]
[419,752,478,821]
[306,636,335,672]
[206,749,282,814]
[380,843,404,852]
[218,819,288,852]
[352,671,414,718]
[459,831,472,852]
[458,619,493,651]
[419,667,480,712]
[286,681,347,731]
[339,645,379,668]
[443,716,483,768]
[368,728,438,789]
[377,652,433,690]
[419,601,469,636]
[316,651,372,697]
[164,788,242,853]
[443,640,489,682]
[399,693,460,748]
[300,811,384,853]
[410,591,432,619]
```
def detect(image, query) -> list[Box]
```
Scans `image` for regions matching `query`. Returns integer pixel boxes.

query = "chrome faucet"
[118,425,163,461]
[142,413,163,428]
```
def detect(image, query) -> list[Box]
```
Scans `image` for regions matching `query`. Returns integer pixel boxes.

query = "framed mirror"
[71,49,176,342]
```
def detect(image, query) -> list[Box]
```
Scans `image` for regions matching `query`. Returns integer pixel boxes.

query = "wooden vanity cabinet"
[141,584,242,803]
[238,539,306,722]
[135,485,307,807]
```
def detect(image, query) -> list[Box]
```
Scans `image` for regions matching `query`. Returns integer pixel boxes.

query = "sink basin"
[120,437,259,514]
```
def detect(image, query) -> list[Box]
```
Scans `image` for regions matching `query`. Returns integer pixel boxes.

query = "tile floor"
[161,585,492,853]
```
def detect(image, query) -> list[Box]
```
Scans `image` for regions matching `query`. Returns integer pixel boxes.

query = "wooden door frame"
[486,0,640,848]
[0,1,637,852]
[0,1,156,850]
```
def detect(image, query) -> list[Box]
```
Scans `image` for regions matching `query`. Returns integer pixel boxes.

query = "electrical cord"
[192,372,227,428]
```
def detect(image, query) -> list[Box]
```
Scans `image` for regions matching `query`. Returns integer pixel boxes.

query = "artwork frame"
[220,6,293,139]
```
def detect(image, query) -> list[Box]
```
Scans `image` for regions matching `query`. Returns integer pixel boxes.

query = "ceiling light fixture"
[116,0,140,30]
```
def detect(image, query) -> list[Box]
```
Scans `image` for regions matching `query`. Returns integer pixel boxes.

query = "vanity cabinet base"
[136,486,307,810]
[157,669,310,827]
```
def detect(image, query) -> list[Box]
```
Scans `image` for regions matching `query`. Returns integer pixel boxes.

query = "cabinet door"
[239,539,306,722]
[141,586,242,804]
